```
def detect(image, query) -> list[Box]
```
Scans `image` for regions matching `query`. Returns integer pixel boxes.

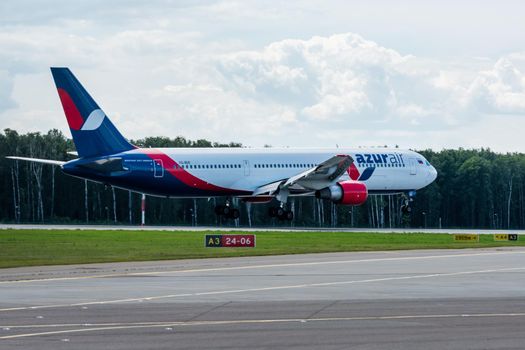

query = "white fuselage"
[118,147,437,197]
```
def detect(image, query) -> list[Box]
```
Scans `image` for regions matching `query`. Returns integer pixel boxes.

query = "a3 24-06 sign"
[205,234,256,248]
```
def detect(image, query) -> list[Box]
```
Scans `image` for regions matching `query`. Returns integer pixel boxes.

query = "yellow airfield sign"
[453,234,479,242]
[494,234,519,241]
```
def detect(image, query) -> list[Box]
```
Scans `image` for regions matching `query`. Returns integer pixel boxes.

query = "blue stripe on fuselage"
[62,153,246,197]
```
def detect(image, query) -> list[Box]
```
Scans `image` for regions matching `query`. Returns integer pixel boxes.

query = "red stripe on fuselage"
[57,88,84,130]
[141,148,246,194]
[348,163,360,180]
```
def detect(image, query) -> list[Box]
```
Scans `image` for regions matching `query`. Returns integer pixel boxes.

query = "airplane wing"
[251,154,353,196]
[251,179,284,196]
[283,154,353,191]
[6,156,66,166]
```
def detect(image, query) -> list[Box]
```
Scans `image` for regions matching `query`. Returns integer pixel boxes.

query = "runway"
[1,248,525,349]
[2,223,525,234]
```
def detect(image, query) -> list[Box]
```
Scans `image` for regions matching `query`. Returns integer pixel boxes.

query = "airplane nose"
[427,165,437,183]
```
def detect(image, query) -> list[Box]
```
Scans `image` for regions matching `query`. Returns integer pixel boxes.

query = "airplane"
[7,68,437,221]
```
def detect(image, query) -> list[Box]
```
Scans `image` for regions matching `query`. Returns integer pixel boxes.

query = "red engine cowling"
[338,181,368,205]
[316,181,368,206]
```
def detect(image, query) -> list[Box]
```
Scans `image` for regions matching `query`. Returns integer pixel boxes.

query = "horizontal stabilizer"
[6,156,66,166]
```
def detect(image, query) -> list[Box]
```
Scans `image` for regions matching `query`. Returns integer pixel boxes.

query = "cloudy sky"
[1,0,525,151]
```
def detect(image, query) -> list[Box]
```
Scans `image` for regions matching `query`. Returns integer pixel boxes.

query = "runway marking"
[1,266,524,312]
[2,250,524,284]
[2,312,525,340]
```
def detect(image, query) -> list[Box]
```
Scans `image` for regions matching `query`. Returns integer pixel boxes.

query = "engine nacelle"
[316,181,368,206]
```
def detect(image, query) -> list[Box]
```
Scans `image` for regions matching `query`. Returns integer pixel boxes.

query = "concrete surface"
[2,223,524,234]
[1,248,525,349]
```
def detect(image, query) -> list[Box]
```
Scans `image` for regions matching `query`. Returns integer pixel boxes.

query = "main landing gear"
[267,188,294,221]
[268,205,294,221]
[214,201,240,219]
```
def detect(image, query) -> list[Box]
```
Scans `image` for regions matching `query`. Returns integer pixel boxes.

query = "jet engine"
[315,181,368,206]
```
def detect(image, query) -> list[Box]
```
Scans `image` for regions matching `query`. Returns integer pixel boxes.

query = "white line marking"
[2,312,525,339]
[1,266,524,312]
[2,250,524,284]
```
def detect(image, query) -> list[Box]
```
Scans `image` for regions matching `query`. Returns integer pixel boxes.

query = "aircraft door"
[153,159,164,178]
[409,158,417,175]
[243,160,250,176]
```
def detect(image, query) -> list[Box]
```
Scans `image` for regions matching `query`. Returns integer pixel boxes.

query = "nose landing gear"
[400,190,416,215]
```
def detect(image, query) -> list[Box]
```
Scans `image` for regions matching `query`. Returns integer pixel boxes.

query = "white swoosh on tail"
[81,109,105,131]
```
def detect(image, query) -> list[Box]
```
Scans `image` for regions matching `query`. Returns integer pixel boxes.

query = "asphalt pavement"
[1,248,525,349]
[2,223,524,234]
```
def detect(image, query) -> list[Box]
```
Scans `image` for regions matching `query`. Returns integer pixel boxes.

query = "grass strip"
[0,229,524,268]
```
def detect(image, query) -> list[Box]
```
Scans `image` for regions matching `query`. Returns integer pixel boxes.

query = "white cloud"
[215,33,525,132]
[1,0,525,151]
[0,70,17,112]
[466,58,525,114]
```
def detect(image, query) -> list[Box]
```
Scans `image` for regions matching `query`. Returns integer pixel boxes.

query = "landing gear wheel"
[215,203,239,220]
[230,208,240,219]
[277,210,293,221]
[401,205,412,214]
[276,207,286,218]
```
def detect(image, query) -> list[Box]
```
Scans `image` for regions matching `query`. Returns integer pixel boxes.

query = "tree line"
[1,128,524,229]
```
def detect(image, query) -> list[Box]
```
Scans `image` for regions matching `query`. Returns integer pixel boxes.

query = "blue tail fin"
[50,67,135,158]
